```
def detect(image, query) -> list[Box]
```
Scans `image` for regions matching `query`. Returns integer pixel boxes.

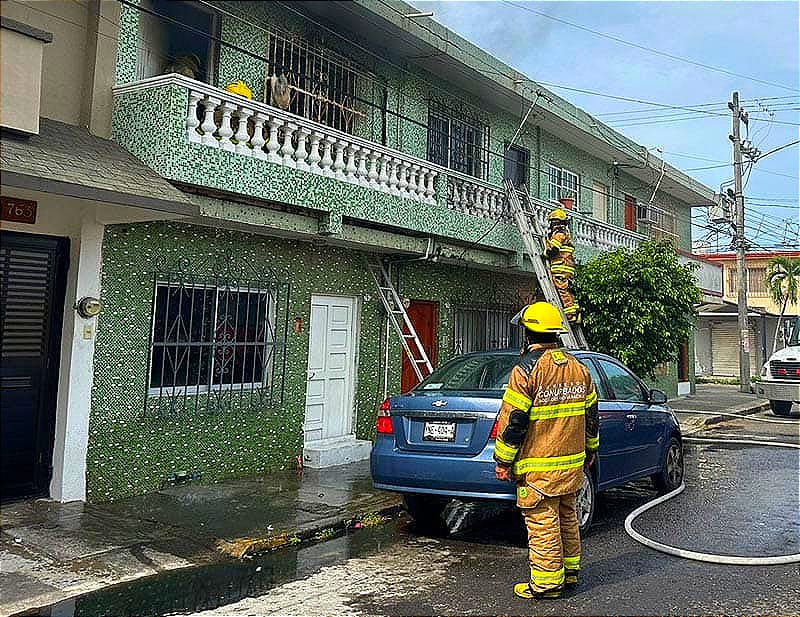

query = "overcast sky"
[412,0,799,252]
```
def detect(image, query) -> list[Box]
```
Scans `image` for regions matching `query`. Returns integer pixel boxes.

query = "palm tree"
[767,256,800,352]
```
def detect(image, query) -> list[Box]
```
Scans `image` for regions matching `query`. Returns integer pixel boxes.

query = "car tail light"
[489,419,499,439]
[376,398,393,434]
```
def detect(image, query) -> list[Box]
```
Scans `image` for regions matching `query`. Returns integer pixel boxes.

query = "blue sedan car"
[371,349,684,533]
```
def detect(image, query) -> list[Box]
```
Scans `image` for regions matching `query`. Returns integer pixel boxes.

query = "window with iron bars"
[727,267,768,296]
[547,164,580,207]
[267,33,367,134]
[454,305,521,355]
[146,276,288,417]
[427,102,489,179]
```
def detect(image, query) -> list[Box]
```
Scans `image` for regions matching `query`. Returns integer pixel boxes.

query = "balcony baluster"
[265,118,281,163]
[307,132,323,173]
[234,107,253,157]
[217,102,236,152]
[251,112,267,159]
[200,95,220,147]
[186,91,202,143]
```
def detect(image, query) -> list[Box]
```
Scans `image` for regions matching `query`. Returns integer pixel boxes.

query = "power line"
[501,0,799,92]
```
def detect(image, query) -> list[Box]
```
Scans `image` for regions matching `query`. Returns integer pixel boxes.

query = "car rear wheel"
[652,436,684,494]
[770,400,793,416]
[576,468,595,535]
[403,494,448,532]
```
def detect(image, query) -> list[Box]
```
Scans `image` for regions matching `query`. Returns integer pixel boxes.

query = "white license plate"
[423,421,456,442]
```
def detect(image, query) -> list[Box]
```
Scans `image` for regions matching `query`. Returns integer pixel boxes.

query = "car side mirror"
[648,389,668,405]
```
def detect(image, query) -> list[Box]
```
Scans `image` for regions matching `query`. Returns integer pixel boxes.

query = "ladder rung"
[378,286,392,291]
[413,359,428,363]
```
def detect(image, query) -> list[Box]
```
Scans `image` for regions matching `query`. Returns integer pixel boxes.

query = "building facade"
[1,0,716,502]
[694,251,799,378]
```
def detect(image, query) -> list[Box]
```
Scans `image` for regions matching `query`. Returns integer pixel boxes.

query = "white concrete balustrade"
[184,83,438,205]
[446,173,511,222]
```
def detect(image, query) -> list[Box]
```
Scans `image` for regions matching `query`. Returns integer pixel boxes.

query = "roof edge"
[355,0,717,205]
[1,17,53,43]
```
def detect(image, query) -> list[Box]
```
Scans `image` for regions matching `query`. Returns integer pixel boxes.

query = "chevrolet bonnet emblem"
[431,400,448,407]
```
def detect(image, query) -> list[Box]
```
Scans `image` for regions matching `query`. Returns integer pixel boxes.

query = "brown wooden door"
[400,300,438,392]
[624,194,637,231]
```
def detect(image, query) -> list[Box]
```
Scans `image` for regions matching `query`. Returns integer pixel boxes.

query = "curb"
[216,495,404,559]
[674,400,771,432]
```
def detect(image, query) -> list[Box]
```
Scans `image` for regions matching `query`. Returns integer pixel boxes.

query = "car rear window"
[416,354,519,392]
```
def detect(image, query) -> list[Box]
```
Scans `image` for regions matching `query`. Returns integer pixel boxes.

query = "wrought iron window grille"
[427,100,490,180]
[266,31,384,135]
[144,254,289,419]
[453,303,522,355]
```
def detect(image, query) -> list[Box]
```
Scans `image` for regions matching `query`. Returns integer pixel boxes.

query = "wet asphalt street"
[193,410,798,616]
[25,410,799,616]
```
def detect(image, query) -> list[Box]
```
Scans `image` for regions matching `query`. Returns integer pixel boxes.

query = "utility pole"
[729,91,750,393]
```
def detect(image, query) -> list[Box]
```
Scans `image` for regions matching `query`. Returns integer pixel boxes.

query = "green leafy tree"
[767,256,800,352]
[573,240,700,378]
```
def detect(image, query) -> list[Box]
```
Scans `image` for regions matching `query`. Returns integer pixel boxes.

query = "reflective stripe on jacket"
[544,226,576,278]
[493,343,600,496]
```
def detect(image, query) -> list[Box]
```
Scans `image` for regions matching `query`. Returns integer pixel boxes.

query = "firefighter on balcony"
[544,209,580,323]
[493,302,599,599]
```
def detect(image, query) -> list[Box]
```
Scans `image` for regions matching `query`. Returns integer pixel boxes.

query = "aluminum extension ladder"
[503,178,588,350]
[365,257,434,382]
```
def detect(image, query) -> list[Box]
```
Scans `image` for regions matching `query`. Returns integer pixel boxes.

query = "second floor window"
[547,164,580,206]
[267,34,364,134]
[727,267,768,296]
[427,102,488,179]
[504,144,530,189]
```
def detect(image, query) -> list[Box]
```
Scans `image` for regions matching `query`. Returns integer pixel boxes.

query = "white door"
[592,181,608,222]
[304,295,359,444]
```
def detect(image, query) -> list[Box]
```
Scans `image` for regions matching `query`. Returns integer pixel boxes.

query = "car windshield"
[416,354,519,392]
[788,317,800,347]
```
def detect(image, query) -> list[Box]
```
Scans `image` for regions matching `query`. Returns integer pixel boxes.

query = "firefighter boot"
[513,583,562,600]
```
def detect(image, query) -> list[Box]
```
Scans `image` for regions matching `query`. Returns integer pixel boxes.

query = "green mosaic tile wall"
[88,220,538,501]
[115,0,139,85]
[112,84,523,256]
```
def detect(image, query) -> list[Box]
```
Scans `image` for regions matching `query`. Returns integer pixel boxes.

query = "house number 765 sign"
[1,197,37,224]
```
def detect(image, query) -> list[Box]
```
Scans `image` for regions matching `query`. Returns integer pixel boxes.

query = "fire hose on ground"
[624,410,800,566]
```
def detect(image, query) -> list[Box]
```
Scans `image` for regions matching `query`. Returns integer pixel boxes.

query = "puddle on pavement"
[16,521,405,617]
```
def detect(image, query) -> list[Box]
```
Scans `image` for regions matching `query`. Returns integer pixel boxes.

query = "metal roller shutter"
[710,322,759,377]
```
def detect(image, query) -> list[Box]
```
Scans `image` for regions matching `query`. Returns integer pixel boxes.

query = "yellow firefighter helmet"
[224,81,253,99]
[510,302,567,334]
[548,209,569,222]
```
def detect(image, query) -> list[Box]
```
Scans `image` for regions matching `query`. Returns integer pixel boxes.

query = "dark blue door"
[595,358,654,480]
[1,231,69,500]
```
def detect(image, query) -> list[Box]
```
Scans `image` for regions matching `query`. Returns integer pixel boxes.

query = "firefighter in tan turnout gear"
[544,209,580,323]
[493,302,599,599]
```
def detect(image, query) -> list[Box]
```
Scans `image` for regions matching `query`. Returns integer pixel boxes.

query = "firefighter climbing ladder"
[365,257,434,382]
[503,178,588,350]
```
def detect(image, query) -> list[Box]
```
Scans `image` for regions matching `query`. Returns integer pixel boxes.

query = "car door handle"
[625,414,637,420]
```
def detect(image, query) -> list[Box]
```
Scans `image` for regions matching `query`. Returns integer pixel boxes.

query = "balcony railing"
[179,78,438,204]
[113,74,645,254]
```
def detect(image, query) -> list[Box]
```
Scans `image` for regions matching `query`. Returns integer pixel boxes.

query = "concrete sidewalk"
[0,461,401,616]
[669,383,770,433]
